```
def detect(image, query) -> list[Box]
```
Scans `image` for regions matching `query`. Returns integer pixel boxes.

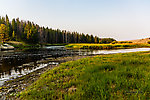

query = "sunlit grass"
[66,43,150,49]
[19,51,150,100]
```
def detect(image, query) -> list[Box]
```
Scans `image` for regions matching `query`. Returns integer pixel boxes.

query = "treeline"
[0,15,116,44]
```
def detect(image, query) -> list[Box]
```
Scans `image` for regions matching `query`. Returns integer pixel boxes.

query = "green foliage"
[19,52,150,99]
[118,41,133,44]
[99,38,116,44]
[147,41,150,44]
[0,15,116,44]
[0,24,9,42]
[66,43,150,50]
[111,41,118,44]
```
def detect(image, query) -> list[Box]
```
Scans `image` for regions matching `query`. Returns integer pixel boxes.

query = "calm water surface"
[0,47,150,86]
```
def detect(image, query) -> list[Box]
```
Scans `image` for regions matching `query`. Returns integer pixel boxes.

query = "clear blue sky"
[0,0,150,40]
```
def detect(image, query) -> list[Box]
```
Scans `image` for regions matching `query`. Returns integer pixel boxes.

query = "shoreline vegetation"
[5,41,67,50]
[66,43,150,49]
[5,41,150,51]
[17,51,150,99]
[0,55,91,99]
[0,14,149,51]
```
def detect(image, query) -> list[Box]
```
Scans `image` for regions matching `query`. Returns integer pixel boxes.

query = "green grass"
[19,52,150,100]
[7,41,68,50]
[6,41,41,50]
[45,43,68,46]
[66,43,150,49]
[11,44,41,50]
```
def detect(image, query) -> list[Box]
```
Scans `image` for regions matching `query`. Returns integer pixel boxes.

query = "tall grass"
[19,52,150,99]
[66,43,150,49]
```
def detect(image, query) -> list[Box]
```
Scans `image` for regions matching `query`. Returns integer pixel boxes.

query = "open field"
[66,43,150,49]
[18,51,150,100]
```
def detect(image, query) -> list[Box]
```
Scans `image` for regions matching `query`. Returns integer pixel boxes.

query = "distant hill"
[130,38,150,43]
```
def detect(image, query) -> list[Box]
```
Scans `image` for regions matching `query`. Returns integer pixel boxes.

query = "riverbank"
[6,41,68,51]
[6,41,150,51]
[18,51,150,99]
[6,41,41,50]
[66,43,150,49]
[7,41,150,50]
[0,55,91,99]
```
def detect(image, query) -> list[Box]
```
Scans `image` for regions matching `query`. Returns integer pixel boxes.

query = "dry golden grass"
[130,38,150,44]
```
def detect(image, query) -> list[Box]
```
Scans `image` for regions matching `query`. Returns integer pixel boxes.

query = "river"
[0,47,150,86]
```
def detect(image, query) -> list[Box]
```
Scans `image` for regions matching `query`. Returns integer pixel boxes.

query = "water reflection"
[90,48,150,55]
[0,47,150,86]
[0,62,59,86]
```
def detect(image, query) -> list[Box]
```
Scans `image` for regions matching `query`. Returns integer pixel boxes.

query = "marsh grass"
[66,43,150,50]
[19,52,150,100]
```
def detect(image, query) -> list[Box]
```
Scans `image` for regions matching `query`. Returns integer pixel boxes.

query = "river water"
[0,47,150,86]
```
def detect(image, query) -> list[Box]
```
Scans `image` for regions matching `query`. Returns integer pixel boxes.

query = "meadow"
[66,43,150,49]
[18,51,150,100]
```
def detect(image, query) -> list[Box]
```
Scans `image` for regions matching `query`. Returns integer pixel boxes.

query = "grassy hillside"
[130,38,150,44]
[66,43,150,49]
[18,51,150,100]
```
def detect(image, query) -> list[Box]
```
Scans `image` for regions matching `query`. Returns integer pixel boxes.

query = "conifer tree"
[0,24,9,42]
[0,15,116,44]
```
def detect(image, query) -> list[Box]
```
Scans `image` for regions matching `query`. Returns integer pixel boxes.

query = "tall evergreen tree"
[0,24,9,42]
[0,15,116,44]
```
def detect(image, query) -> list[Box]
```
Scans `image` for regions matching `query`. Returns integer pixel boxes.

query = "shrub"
[128,41,133,43]
[147,41,150,44]
[111,41,118,44]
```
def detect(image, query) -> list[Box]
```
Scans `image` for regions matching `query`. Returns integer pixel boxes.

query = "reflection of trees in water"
[0,64,38,78]
[0,55,41,76]
[0,48,80,79]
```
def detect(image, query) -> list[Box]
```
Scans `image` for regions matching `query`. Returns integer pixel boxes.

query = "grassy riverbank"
[6,41,41,50]
[6,41,150,50]
[6,41,68,50]
[19,51,150,99]
[66,43,150,49]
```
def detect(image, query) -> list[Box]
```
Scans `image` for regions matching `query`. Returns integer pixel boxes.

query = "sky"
[0,0,150,40]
